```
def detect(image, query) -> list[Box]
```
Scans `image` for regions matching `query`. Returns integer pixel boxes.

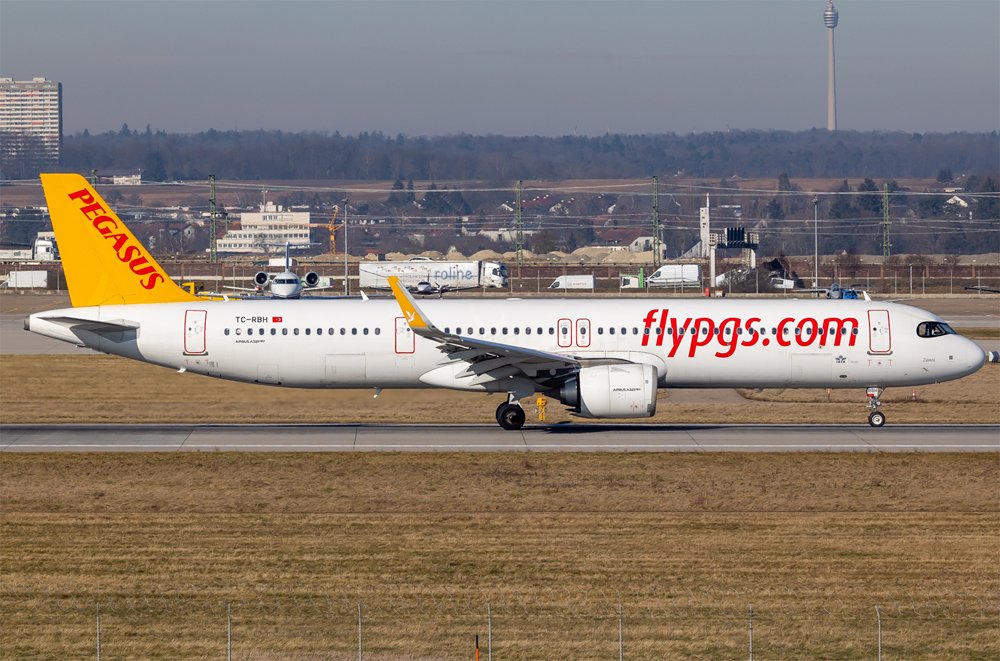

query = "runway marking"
[5,443,999,451]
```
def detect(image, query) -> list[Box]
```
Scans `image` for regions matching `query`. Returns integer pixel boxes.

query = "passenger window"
[235,328,242,335]
[375,328,381,335]
[632,328,638,335]
[282,328,288,336]
[643,327,650,335]
[502,328,508,335]
[491,327,497,335]
[549,328,554,335]
[340,328,346,335]
[597,327,603,335]
[561,327,568,335]
[526,327,532,335]
[581,327,587,335]
[317,328,323,335]
[480,328,485,335]
[609,327,615,335]
[328,328,334,335]
[247,328,253,335]
[364,328,369,335]
[537,327,543,335]
[305,328,311,336]
[294,328,300,336]
[514,327,520,335]
[259,328,264,335]
[270,328,276,336]
[352,328,357,335]
[224,328,230,336]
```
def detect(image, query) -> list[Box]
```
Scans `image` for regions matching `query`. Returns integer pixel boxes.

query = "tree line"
[1,126,995,182]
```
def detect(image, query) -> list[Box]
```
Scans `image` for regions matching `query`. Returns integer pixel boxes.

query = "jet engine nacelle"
[254,271,270,286]
[559,364,657,418]
[303,271,320,288]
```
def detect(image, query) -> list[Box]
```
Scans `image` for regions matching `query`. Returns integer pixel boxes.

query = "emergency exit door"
[868,310,892,354]
[184,310,207,355]
[395,316,415,354]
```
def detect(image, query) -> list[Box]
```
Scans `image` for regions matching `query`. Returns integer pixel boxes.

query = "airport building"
[0,77,63,165]
[216,202,312,253]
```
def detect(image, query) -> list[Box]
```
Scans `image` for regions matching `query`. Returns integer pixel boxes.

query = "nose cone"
[952,337,987,379]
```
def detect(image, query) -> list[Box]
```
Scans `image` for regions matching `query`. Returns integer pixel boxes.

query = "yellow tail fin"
[40,173,197,307]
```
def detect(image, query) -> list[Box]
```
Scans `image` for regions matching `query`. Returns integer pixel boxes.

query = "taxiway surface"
[2,423,997,452]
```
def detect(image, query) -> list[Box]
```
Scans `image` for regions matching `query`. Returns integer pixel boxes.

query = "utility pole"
[515,180,524,278]
[812,196,820,287]
[209,174,218,263]
[651,175,662,267]
[343,196,350,295]
[881,184,891,258]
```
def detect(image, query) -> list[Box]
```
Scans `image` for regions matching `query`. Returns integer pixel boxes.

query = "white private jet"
[26,174,989,429]
[222,242,329,299]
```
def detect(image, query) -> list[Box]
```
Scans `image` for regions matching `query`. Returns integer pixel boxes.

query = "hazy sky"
[2,0,997,136]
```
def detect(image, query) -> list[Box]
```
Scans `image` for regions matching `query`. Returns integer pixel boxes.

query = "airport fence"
[3,592,997,659]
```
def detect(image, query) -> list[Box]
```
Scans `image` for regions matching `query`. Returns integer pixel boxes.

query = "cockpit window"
[916,321,956,338]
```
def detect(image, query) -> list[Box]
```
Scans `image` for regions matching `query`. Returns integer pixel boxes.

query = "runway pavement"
[2,423,997,452]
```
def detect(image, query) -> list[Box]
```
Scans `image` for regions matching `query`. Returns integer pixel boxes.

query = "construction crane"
[306,206,343,255]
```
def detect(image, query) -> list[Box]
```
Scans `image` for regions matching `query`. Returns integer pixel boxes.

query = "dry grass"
[2,353,999,425]
[2,453,998,658]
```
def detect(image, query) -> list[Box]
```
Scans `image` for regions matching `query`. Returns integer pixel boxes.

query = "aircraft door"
[395,316,415,354]
[557,318,572,348]
[184,310,207,355]
[868,310,892,354]
[576,318,591,348]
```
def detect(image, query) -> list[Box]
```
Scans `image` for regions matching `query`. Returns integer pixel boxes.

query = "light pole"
[342,196,349,295]
[812,196,820,288]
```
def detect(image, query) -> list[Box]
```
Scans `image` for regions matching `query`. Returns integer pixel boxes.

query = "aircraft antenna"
[881,183,892,258]
[651,175,662,267]
[515,179,524,277]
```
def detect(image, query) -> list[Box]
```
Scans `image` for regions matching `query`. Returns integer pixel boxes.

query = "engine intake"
[253,271,270,286]
[559,364,657,418]
[303,271,320,287]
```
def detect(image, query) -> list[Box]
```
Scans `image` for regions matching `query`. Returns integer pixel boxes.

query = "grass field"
[1,353,999,426]
[2,453,998,659]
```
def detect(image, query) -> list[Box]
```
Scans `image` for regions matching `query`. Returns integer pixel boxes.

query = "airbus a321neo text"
[26,174,988,429]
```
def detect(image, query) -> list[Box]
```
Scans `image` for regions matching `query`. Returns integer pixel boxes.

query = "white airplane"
[223,242,328,299]
[26,174,990,429]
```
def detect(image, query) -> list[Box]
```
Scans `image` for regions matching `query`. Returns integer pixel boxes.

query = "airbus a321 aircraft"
[26,174,988,429]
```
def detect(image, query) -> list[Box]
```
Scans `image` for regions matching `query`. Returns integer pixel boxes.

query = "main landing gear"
[866,387,886,427]
[496,397,526,431]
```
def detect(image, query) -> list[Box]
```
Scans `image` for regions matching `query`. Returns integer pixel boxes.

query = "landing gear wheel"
[496,403,526,431]
[868,411,886,427]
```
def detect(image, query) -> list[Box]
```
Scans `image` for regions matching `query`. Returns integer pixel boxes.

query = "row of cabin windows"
[223,324,861,339]
[440,326,860,337]
[225,327,381,337]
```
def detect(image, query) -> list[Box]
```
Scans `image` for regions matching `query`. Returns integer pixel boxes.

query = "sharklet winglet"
[388,276,433,331]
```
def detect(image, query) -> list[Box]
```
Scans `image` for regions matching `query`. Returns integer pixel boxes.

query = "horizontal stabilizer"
[35,315,139,333]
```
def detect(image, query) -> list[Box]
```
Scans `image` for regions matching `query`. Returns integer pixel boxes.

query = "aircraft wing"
[387,276,579,385]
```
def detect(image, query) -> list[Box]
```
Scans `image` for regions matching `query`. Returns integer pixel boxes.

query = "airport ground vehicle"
[548,275,595,290]
[647,264,700,287]
[26,174,988,430]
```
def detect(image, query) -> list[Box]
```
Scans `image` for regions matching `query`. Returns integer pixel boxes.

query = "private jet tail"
[40,173,196,307]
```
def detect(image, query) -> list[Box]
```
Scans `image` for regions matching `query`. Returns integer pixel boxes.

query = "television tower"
[824,0,839,131]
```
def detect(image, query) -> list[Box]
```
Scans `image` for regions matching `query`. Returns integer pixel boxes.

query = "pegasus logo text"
[68,188,165,290]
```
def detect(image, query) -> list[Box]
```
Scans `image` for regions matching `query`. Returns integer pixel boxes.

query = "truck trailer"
[359,258,508,294]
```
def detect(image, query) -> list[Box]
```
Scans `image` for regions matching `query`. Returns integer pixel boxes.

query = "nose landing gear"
[866,387,886,427]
